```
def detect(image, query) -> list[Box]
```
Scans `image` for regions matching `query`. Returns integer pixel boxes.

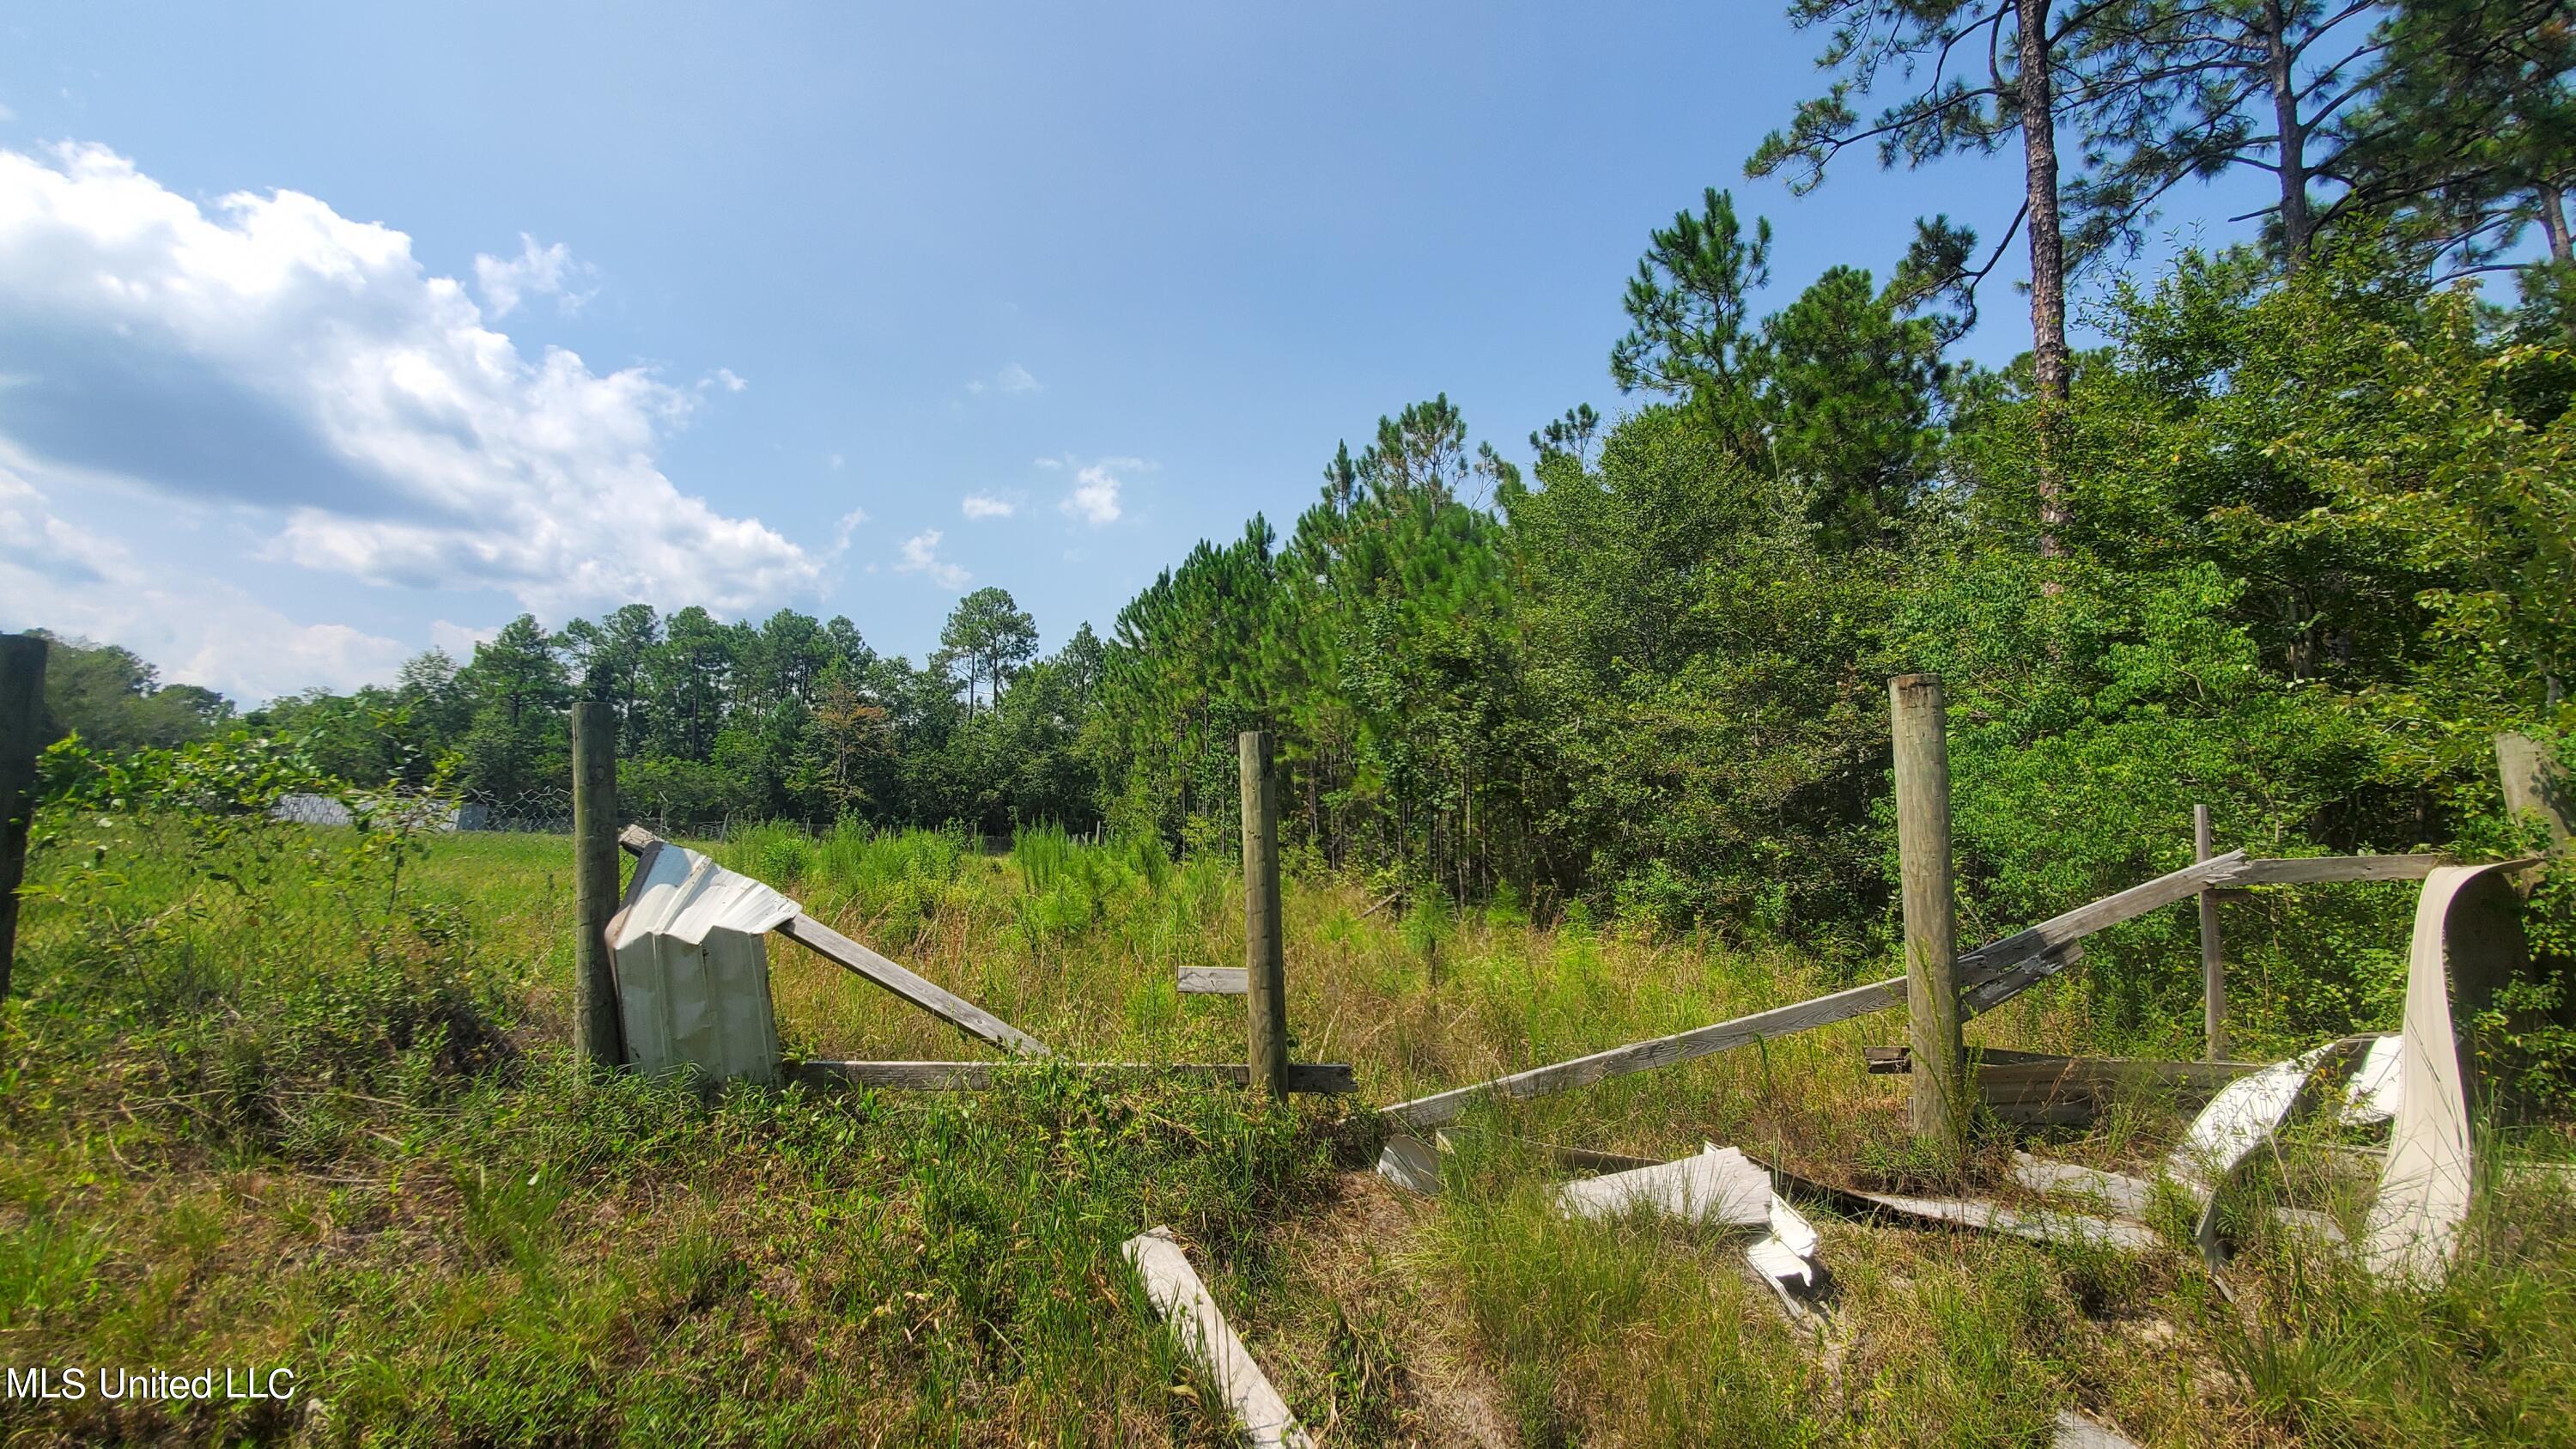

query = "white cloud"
[1032,456,1063,469]
[893,528,969,588]
[961,493,1016,520]
[428,618,500,659]
[714,367,748,393]
[0,143,818,623]
[472,232,595,319]
[1060,457,1145,527]
[833,507,869,552]
[0,469,407,702]
[966,362,1042,397]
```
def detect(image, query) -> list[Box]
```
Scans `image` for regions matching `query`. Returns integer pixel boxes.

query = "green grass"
[3,816,2573,1445]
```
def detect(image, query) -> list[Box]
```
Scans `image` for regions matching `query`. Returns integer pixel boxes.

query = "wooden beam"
[1955,850,2245,982]
[787,1059,1358,1094]
[1385,938,2087,1131]
[775,914,1050,1057]
[618,825,1050,1058]
[2221,855,2449,886]
[1178,965,1249,995]
[1385,858,2261,1130]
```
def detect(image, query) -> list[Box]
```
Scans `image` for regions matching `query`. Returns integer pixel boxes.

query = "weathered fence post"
[0,633,47,1002]
[2496,733,2572,849]
[2195,803,2228,1062]
[1240,729,1288,1101]
[571,702,624,1071]
[1890,674,1965,1160]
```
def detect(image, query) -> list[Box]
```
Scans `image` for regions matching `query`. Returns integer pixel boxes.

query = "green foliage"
[27,630,235,753]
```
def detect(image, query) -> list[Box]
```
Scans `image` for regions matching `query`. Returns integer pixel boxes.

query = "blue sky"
[0,2,2269,703]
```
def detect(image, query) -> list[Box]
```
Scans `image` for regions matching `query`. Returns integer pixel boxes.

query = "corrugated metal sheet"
[606,843,799,1087]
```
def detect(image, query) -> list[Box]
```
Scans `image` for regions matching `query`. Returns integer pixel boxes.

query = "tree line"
[32,0,2572,985]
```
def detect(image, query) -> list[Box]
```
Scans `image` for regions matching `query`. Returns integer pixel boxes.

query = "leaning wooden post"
[571,702,624,1071]
[2194,804,2228,1061]
[1240,729,1289,1101]
[0,634,47,1002]
[1890,674,1965,1160]
[2495,733,2572,849]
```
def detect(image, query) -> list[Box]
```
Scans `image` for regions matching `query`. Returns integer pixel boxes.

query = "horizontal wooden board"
[1383,939,2083,1131]
[788,1059,1358,1094]
[1383,855,2249,1129]
[2221,855,2449,886]
[1178,966,1249,995]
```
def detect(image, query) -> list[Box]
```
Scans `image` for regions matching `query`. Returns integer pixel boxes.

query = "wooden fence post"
[0,634,47,1002]
[572,702,624,1071]
[1240,730,1288,1101]
[1890,674,1965,1160]
[2496,733,2572,849]
[2195,803,2228,1062]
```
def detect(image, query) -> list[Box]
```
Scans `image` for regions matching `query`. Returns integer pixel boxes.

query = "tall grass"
[5,813,2573,1445]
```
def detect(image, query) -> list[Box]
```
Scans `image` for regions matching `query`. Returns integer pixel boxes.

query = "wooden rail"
[1384,851,2250,1130]
[789,1059,1357,1093]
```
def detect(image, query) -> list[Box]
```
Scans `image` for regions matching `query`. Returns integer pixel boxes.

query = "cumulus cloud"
[1060,458,1144,527]
[965,362,1042,397]
[961,494,1016,520]
[472,232,595,319]
[893,528,969,588]
[0,467,407,701]
[0,143,817,619]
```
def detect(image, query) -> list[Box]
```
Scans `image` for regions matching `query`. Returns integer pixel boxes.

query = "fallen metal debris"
[2166,1038,2367,1264]
[2341,1032,2403,1126]
[1375,1134,1443,1196]
[1122,1227,1315,1449]
[606,841,799,1085]
[2365,861,2530,1282]
[1853,1190,2160,1252]
[2009,1152,2158,1221]
[2053,1409,2142,1449]
[1555,1144,1772,1227]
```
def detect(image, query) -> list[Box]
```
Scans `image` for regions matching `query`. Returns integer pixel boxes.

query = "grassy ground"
[2,817,2571,1446]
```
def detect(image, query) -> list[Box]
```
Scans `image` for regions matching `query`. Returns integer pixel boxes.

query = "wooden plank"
[1865,1045,2066,1075]
[1122,1227,1315,1449]
[776,914,1051,1057]
[2221,855,2450,886]
[1385,975,1911,1130]
[1179,965,1249,995]
[1384,939,2082,1132]
[1956,851,2246,983]
[787,1059,1358,1094]
[617,825,1050,1058]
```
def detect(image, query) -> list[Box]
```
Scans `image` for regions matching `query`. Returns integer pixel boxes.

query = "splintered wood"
[1122,1227,1314,1449]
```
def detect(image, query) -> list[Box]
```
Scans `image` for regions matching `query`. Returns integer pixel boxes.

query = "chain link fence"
[270,787,835,842]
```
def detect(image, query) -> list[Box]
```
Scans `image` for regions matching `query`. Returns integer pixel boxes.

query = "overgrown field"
[3,814,2573,1446]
